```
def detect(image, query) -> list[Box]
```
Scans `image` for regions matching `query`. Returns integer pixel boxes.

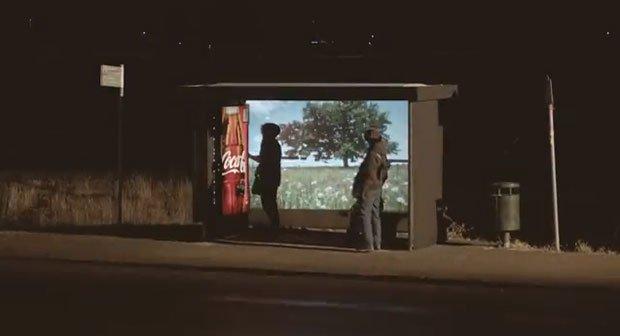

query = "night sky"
[8,2,620,244]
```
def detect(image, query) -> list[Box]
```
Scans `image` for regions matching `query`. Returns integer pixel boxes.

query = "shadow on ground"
[217,227,410,251]
[0,223,411,250]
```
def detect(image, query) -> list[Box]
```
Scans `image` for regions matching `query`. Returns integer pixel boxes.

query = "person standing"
[351,128,390,251]
[250,123,282,228]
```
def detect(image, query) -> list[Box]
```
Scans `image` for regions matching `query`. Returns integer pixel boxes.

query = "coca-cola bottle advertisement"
[221,105,250,216]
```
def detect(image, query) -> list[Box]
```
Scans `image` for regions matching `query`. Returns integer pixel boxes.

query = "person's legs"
[371,196,382,250]
[261,187,280,228]
[358,196,375,250]
[347,202,361,244]
[350,199,368,249]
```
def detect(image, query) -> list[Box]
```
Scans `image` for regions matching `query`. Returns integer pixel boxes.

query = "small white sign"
[100,64,124,91]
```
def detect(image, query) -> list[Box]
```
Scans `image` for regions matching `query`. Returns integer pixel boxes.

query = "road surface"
[0,258,617,335]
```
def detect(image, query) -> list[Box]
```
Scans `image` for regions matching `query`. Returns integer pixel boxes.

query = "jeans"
[356,192,382,250]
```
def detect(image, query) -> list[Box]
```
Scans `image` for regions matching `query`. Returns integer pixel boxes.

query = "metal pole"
[408,102,414,251]
[192,129,198,223]
[503,231,511,248]
[547,75,560,251]
[117,65,124,225]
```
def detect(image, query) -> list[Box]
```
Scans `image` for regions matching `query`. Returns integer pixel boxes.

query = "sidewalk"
[1,231,619,290]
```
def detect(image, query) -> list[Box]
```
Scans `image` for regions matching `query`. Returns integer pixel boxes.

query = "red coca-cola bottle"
[221,106,248,215]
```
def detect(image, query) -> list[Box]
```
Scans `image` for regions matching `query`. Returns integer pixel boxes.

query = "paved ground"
[1,231,619,290]
[1,258,618,336]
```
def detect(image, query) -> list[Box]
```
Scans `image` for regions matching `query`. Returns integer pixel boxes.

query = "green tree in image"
[280,101,398,167]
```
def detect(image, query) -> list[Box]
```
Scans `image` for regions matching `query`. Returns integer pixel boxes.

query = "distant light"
[371,34,375,38]
[606,31,611,36]
[142,31,147,36]
[368,41,372,46]
[208,43,212,50]
[310,40,319,45]
[178,41,182,46]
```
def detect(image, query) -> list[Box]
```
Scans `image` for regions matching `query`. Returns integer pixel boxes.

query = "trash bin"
[491,182,520,247]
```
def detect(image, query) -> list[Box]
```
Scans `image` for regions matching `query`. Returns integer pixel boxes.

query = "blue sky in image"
[247,100,408,167]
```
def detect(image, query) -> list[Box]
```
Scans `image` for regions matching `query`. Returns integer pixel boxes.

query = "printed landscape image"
[247,100,409,212]
[249,163,408,212]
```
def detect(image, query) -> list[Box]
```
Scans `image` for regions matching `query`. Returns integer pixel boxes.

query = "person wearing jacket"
[249,123,282,229]
[351,128,390,251]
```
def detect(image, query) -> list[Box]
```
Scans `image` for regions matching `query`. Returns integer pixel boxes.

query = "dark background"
[7,2,619,246]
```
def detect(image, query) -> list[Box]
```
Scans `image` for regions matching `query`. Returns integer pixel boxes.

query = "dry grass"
[446,221,617,255]
[122,174,192,224]
[500,238,617,255]
[510,239,616,254]
[446,221,474,241]
[574,239,616,255]
[0,172,192,226]
[509,239,555,252]
[574,239,594,253]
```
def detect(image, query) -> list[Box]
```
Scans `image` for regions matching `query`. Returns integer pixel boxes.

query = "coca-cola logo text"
[222,150,246,175]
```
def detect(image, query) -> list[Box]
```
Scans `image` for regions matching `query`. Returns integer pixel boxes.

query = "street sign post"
[101,64,125,224]
[100,64,125,96]
[546,75,560,252]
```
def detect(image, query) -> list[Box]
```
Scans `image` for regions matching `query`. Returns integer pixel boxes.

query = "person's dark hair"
[261,123,281,138]
[363,127,382,143]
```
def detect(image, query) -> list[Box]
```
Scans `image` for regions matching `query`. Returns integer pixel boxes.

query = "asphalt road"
[0,259,617,336]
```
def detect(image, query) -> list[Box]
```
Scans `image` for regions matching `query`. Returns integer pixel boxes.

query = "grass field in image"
[249,163,409,212]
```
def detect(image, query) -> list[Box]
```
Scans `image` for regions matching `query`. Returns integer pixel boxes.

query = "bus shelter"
[180,83,458,250]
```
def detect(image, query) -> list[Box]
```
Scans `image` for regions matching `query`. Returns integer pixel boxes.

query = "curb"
[3,255,619,293]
